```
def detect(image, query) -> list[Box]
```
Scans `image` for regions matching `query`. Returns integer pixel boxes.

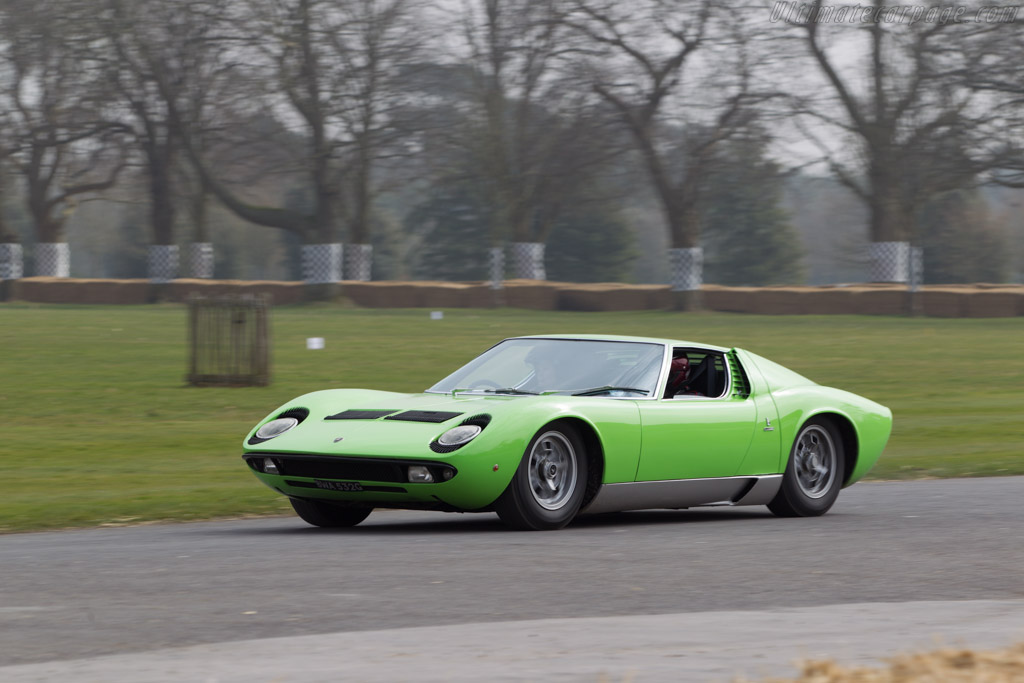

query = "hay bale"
[848,287,908,315]
[503,280,560,310]
[644,285,672,309]
[919,288,968,317]
[16,278,149,305]
[411,281,503,308]
[165,280,307,306]
[337,282,378,307]
[800,288,854,314]
[11,277,153,304]
[13,277,60,303]
[462,284,495,308]
[235,281,304,305]
[755,287,809,315]
[340,282,421,308]
[556,284,658,311]
[704,286,760,313]
[963,288,1024,318]
[251,282,305,305]
[95,279,150,304]
[411,283,461,308]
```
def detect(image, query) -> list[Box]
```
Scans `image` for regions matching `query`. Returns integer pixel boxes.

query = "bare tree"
[963,22,1024,189]
[95,0,187,281]
[0,0,128,276]
[785,0,1022,282]
[446,0,616,280]
[177,0,422,282]
[94,0,253,281]
[569,0,772,308]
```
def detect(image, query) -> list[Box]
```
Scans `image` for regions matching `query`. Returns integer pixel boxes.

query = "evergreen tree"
[546,208,637,283]
[702,136,805,286]
[406,181,493,281]
[405,179,638,282]
[920,191,1008,284]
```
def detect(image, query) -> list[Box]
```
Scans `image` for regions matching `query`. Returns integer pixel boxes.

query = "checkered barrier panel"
[909,246,924,291]
[669,247,703,291]
[509,242,546,280]
[148,245,179,283]
[302,243,342,283]
[869,241,909,283]
[36,243,70,277]
[185,243,215,279]
[489,246,505,290]
[344,244,373,281]
[0,244,23,280]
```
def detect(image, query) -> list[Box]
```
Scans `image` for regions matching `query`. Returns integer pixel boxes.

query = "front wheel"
[290,499,373,528]
[768,418,845,517]
[494,423,588,530]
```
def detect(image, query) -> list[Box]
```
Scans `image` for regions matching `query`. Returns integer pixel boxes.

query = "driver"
[519,344,577,393]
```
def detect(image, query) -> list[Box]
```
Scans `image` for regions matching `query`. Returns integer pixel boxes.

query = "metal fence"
[187,295,270,386]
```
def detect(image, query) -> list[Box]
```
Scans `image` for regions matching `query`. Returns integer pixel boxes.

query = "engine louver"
[726,350,750,398]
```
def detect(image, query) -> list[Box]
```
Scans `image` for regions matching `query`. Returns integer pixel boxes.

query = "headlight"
[437,424,482,447]
[255,417,299,440]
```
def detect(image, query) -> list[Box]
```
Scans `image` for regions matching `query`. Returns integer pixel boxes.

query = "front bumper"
[242,452,508,511]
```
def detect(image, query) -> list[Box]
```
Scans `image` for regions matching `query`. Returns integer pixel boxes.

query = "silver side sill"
[581,475,782,515]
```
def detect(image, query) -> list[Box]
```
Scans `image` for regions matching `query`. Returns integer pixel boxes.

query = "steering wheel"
[469,379,502,390]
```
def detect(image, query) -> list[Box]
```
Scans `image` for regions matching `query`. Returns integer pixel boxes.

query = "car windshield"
[427,339,665,397]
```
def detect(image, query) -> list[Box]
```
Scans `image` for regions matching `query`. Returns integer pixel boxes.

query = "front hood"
[244,389,545,459]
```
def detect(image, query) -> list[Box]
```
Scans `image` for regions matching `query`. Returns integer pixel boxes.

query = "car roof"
[511,334,730,352]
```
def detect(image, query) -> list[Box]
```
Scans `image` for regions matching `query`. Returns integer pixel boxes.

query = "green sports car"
[243,335,892,530]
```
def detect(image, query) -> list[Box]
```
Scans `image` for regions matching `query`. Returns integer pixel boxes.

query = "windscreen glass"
[427,339,665,397]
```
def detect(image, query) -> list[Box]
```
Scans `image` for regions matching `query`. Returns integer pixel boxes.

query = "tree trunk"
[192,186,209,243]
[667,199,703,310]
[867,163,908,244]
[149,150,176,246]
[668,247,704,311]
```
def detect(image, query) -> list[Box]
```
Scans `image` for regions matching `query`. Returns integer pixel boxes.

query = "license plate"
[314,480,364,492]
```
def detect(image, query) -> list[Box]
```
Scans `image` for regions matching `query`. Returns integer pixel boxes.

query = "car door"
[634,348,761,481]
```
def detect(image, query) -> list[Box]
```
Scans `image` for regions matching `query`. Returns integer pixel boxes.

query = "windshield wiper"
[482,388,539,395]
[571,386,649,396]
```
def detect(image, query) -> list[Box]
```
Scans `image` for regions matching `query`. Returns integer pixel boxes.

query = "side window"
[664,349,729,399]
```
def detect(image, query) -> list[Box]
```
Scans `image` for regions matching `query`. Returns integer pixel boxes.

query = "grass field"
[1,303,1022,533]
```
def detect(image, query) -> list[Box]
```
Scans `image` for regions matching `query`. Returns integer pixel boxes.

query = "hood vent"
[325,409,399,420]
[385,410,463,424]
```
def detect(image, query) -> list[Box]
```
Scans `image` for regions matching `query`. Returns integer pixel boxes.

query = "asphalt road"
[2,477,1023,680]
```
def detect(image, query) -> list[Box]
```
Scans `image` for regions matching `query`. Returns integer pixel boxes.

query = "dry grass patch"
[758,642,1024,682]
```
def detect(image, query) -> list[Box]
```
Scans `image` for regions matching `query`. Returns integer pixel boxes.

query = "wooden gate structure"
[187,295,270,386]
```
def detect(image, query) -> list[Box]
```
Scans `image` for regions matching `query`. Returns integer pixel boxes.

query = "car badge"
[763,418,774,432]
[333,437,344,443]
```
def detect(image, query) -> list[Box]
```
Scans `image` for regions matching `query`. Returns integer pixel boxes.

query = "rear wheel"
[494,423,588,530]
[290,499,373,528]
[768,418,844,517]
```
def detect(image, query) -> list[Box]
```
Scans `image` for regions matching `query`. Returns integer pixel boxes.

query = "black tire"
[290,499,373,528]
[768,417,845,518]
[494,423,589,531]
